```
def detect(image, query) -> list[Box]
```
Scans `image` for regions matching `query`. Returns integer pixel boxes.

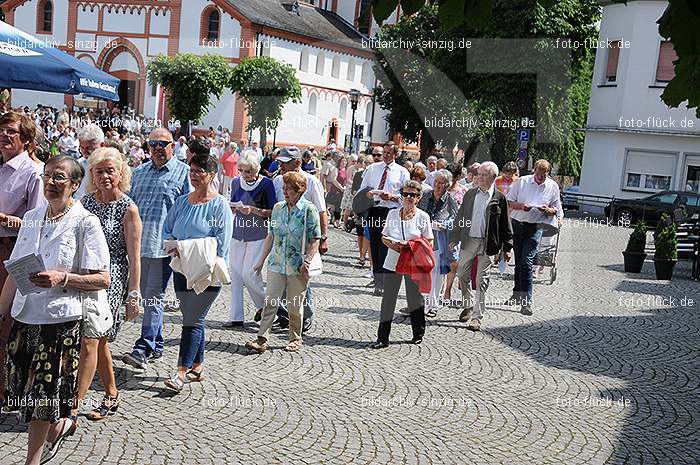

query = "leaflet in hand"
[230,201,246,209]
[3,253,46,296]
[369,189,385,196]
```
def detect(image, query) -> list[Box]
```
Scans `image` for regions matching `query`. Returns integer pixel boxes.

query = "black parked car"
[604,191,700,226]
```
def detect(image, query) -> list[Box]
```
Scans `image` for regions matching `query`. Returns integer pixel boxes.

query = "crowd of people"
[0,105,563,464]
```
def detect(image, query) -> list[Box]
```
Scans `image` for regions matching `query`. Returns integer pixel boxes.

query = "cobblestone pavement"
[1,223,698,464]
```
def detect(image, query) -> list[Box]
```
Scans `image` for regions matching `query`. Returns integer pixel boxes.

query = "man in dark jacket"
[449,161,513,331]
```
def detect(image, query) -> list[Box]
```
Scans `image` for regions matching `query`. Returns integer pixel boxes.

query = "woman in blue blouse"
[246,171,321,353]
[162,154,233,392]
[225,150,276,327]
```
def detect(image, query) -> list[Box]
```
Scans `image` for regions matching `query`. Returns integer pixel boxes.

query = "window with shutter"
[605,40,621,83]
[655,41,677,83]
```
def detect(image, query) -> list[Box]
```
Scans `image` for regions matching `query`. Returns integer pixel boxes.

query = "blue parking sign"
[517,129,530,142]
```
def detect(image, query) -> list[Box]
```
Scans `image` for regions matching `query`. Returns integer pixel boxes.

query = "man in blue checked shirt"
[122,128,191,369]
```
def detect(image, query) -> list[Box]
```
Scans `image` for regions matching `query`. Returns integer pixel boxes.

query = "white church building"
[578,0,700,203]
[1,0,405,149]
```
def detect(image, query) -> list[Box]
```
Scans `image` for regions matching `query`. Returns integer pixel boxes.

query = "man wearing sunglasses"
[122,128,192,370]
[0,111,46,402]
[360,142,410,296]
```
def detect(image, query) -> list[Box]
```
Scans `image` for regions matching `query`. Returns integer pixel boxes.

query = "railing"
[561,192,615,215]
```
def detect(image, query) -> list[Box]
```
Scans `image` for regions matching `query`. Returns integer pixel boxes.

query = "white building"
[578,0,700,207]
[1,0,403,149]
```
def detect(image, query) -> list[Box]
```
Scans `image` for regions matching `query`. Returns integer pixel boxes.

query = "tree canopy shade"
[372,0,700,117]
[229,56,302,146]
[371,0,600,176]
[147,54,232,131]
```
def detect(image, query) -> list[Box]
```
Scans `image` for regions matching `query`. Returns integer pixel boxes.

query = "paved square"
[1,225,698,464]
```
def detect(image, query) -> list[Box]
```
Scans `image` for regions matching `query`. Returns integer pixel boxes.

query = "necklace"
[45,200,74,223]
[401,207,416,220]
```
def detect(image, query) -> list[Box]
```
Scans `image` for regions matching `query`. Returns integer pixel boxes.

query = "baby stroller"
[534,223,560,284]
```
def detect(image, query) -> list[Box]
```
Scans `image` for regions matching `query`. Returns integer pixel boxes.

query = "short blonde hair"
[238,149,260,174]
[534,159,551,173]
[86,147,132,194]
[283,171,307,194]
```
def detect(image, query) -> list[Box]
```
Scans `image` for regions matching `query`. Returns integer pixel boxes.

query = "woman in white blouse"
[371,180,433,349]
[0,156,110,465]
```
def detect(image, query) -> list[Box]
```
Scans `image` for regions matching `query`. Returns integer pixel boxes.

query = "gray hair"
[427,156,438,163]
[401,179,423,195]
[77,124,104,143]
[503,161,517,172]
[480,161,499,177]
[238,149,260,173]
[434,168,453,185]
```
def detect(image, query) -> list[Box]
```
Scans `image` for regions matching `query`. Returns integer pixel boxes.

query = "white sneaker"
[40,417,76,464]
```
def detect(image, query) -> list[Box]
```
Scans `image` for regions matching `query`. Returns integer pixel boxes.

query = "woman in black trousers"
[371,180,434,349]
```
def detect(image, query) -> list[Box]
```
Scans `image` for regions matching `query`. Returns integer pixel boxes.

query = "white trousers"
[229,238,267,322]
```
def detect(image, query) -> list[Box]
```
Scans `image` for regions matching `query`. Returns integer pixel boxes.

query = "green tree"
[229,56,302,147]
[147,54,232,136]
[372,0,600,175]
[372,0,699,118]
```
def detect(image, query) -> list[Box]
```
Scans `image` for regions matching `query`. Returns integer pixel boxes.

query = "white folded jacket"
[169,237,231,294]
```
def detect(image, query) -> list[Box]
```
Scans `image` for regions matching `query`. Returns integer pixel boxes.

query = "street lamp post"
[348,88,360,153]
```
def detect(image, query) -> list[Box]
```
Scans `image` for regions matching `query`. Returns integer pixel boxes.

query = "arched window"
[339,98,348,120]
[299,49,309,72]
[364,103,373,123]
[347,59,356,81]
[331,56,341,78]
[37,0,53,33]
[207,10,220,42]
[316,51,325,75]
[308,93,318,116]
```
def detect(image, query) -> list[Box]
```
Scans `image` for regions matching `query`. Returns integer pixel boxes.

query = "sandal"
[86,394,119,421]
[40,416,77,464]
[163,373,188,392]
[186,369,204,382]
[355,258,366,267]
[425,309,438,318]
[284,339,302,352]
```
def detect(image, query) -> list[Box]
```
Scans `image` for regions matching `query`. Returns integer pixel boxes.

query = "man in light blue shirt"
[122,128,191,369]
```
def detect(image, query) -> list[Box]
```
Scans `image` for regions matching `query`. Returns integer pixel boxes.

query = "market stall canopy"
[0,20,120,101]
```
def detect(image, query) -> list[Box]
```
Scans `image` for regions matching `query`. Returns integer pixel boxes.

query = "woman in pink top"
[220,142,239,198]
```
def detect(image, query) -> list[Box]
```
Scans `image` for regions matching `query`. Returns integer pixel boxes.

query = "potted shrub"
[623,220,647,273]
[654,214,678,280]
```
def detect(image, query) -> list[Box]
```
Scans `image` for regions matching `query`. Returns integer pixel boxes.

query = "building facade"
[578,0,700,206]
[1,0,403,149]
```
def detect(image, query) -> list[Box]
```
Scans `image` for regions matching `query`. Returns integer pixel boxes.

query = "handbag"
[77,216,114,338]
[302,205,323,277]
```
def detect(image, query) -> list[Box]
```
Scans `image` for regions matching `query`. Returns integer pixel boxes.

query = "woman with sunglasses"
[371,180,433,349]
[224,150,276,328]
[162,154,233,392]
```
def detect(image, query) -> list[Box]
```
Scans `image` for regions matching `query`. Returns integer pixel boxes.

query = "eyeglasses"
[148,140,172,149]
[190,168,209,176]
[401,191,420,199]
[40,173,71,184]
[0,127,20,136]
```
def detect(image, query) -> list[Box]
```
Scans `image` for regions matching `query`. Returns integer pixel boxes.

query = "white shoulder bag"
[302,206,323,277]
[77,216,114,338]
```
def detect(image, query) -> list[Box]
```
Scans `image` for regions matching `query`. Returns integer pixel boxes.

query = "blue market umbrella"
[0,20,120,101]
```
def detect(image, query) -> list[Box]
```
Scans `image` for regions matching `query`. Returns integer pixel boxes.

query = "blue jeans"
[132,257,172,358]
[277,284,314,325]
[512,220,543,305]
[173,272,220,368]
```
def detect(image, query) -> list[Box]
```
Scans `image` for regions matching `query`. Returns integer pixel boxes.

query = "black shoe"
[411,338,423,345]
[370,340,389,349]
[253,308,262,322]
[365,279,375,288]
[520,305,533,316]
[373,288,383,297]
[274,317,289,329]
[147,352,163,362]
[223,321,244,328]
[504,294,519,306]
[122,352,147,370]
[302,320,313,334]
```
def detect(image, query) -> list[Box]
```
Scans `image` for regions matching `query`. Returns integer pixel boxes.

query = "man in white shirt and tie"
[506,159,563,315]
[360,141,410,295]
